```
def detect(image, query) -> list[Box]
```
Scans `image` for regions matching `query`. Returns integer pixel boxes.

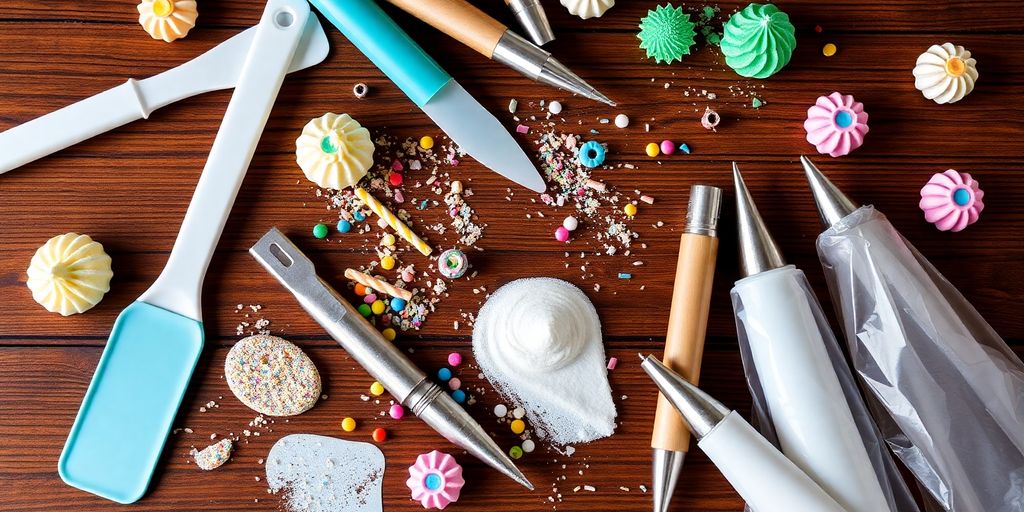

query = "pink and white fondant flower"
[803,92,870,157]
[919,170,984,232]
[406,451,465,509]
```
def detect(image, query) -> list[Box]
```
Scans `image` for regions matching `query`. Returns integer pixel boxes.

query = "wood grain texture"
[0,1,1022,511]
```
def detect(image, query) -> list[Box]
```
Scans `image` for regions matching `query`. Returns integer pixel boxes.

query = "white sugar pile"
[266,434,384,512]
[473,277,616,445]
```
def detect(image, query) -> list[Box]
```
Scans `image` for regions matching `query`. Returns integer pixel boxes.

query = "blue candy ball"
[353,211,366,222]
[437,367,453,381]
[337,220,352,233]
[451,389,467,403]
[390,297,407,312]
[577,140,607,168]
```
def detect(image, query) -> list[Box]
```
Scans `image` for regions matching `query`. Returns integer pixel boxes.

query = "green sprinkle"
[509,446,524,459]
[357,304,372,317]
[752,98,763,108]
[313,223,329,239]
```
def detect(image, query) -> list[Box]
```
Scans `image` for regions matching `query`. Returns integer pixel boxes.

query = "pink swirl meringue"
[406,451,465,509]
[803,92,870,157]
[919,169,984,232]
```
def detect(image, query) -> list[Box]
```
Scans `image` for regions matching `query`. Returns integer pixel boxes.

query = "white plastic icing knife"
[0,12,328,175]
[58,0,312,503]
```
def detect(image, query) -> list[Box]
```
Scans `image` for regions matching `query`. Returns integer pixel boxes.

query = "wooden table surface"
[1,1,1022,510]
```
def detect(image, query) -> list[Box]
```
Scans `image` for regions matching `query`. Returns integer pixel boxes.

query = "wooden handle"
[651,234,719,453]
[384,0,507,58]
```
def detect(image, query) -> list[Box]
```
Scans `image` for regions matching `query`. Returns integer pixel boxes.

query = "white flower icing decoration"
[913,43,978,104]
[27,233,113,316]
[296,113,375,190]
[561,0,615,20]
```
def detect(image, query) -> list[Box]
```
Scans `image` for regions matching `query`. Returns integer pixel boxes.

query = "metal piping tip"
[652,449,685,512]
[541,55,615,105]
[507,0,555,46]
[800,156,859,229]
[732,162,786,278]
[493,31,615,106]
[639,355,728,440]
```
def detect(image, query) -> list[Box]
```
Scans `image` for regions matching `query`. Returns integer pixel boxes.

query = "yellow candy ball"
[419,136,435,150]
[371,300,386,315]
[369,381,385,396]
[382,328,397,341]
[645,142,659,157]
[381,234,396,247]
[341,417,357,432]
[510,419,526,434]
[624,203,638,217]
[380,255,396,270]
[822,43,837,57]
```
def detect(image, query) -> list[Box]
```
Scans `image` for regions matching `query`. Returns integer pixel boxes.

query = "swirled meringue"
[27,233,113,316]
[561,0,615,20]
[296,113,375,190]
[913,43,978,104]
[804,92,869,157]
[720,3,796,79]
[137,0,197,43]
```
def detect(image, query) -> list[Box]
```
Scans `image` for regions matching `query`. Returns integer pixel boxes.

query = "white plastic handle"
[139,0,310,320]
[699,412,847,512]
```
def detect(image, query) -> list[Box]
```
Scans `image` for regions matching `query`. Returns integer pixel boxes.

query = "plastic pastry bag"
[817,206,1024,512]
[732,267,920,512]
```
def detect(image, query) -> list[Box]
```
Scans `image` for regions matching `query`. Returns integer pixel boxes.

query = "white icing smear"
[473,277,616,445]
[266,434,384,512]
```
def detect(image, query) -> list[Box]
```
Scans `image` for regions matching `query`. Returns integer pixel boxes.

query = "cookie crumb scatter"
[192,439,233,471]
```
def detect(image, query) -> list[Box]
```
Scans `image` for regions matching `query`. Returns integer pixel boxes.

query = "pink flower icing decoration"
[803,92,870,157]
[406,450,465,509]
[919,170,985,232]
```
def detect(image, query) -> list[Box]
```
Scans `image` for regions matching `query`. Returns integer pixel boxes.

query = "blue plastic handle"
[310,0,451,107]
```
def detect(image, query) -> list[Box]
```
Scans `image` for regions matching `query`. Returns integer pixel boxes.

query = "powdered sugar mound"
[472,278,616,445]
[266,434,384,512]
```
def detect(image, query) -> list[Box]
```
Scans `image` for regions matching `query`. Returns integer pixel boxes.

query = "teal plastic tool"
[57,0,318,503]
[309,0,450,107]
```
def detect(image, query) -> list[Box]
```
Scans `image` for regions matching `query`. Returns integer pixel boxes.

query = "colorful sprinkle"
[390,297,407,312]
[371,300,386,315]
[645,142,660,157]
[618,273,632,279]
[548,100,563,114]
[822,43,837,57]
[494,404,508,417]
[510,419,526,434]
[372,427,387,442]
[354,283,368,296]
[357,304,372,317]
[381,233,396,246]
[679,143,691,154]
[353,211,366,222]
[577,140,606,168]
[448,377,462,390]
[614,114,630,128]
[660,140,675,155]
[522,439,536,453]
[380,255,396,271]
[342,417,357,432]
[313,223,329,239]
[516,124,530,134]
[562,216,579,231]
[336,220,352,233]
[451,389,467,403]
[419,136,434,150]
[382,328,397,341]
[607,357,618,370]
[437,248,469,279]
[447,352,462,366]
[389,404,405,420]
[388,172,403,187]
[555,226,570,242]
[438,367,453,381]
[509,445,524,459]
[752,97,763,109]
[513,407,526,419]
[624,203,638,217]
[370,381,385,396]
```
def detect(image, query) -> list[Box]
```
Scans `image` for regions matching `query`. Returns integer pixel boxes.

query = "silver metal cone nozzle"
[493,31,615,106]
[732,162,786,278]
[418,392,534,489]
[507,0,555,46]
[685,184,723,237]
[652,449,685,512]
[800,156,859,229]
[639,355,729,440]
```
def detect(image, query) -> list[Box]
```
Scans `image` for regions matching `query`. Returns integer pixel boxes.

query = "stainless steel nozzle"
[732,162,786,278]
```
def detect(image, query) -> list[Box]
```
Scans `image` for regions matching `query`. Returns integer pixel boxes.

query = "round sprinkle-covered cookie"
[225,335,321,416]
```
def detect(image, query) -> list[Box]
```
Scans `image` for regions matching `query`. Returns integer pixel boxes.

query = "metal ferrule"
[492,30,614,105]
[507,0,554,46]
[641,355,729,440]
[685,184,723,237]
[800,156,859,229]
[733,162,786,278]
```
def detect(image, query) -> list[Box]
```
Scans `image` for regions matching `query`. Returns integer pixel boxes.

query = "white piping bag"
[803,156,1024,512]
[729,163,918,512]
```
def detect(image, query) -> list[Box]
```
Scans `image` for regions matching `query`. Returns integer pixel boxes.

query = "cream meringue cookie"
[913,43,978,104]
[561,0,614,20]
[296,113,375,190]
[138,0,198,43]
[27,233,113,316]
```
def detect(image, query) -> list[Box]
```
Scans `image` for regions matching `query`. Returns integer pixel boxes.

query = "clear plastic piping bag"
[817,206,1024,511]
[732,266,920,512]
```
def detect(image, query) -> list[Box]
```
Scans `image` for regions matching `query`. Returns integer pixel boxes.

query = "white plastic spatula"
[58,0,316,503]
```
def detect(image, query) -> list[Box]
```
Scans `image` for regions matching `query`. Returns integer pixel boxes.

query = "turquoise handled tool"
[309,0,546,192]
[57,0,318,503]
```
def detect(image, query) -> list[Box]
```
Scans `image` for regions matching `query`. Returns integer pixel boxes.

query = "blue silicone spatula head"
[58,301,203,503]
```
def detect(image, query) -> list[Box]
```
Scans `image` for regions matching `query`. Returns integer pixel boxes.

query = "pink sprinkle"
[555,226,570,242]
[401,271,415,283]
[607,357,618,370]
[448,378,462,391]
[389,404,405,420]
[394,189,405,203]
[660,140,676,155]
[448,352,462,366]
[391,160,404,171]
[381,315,391,326]
[516,124,530,134]
[363,294,377,304]
[450,159,459,166]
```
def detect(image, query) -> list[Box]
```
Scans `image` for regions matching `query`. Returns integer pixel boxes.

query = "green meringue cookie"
[637,4,697,64]
[720,3,796,79]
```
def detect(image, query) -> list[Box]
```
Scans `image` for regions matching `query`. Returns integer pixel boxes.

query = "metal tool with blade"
[0,14,329,175]
[309,0,546,193]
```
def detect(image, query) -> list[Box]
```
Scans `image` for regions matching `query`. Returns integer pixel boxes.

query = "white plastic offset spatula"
[58,0,317,503]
